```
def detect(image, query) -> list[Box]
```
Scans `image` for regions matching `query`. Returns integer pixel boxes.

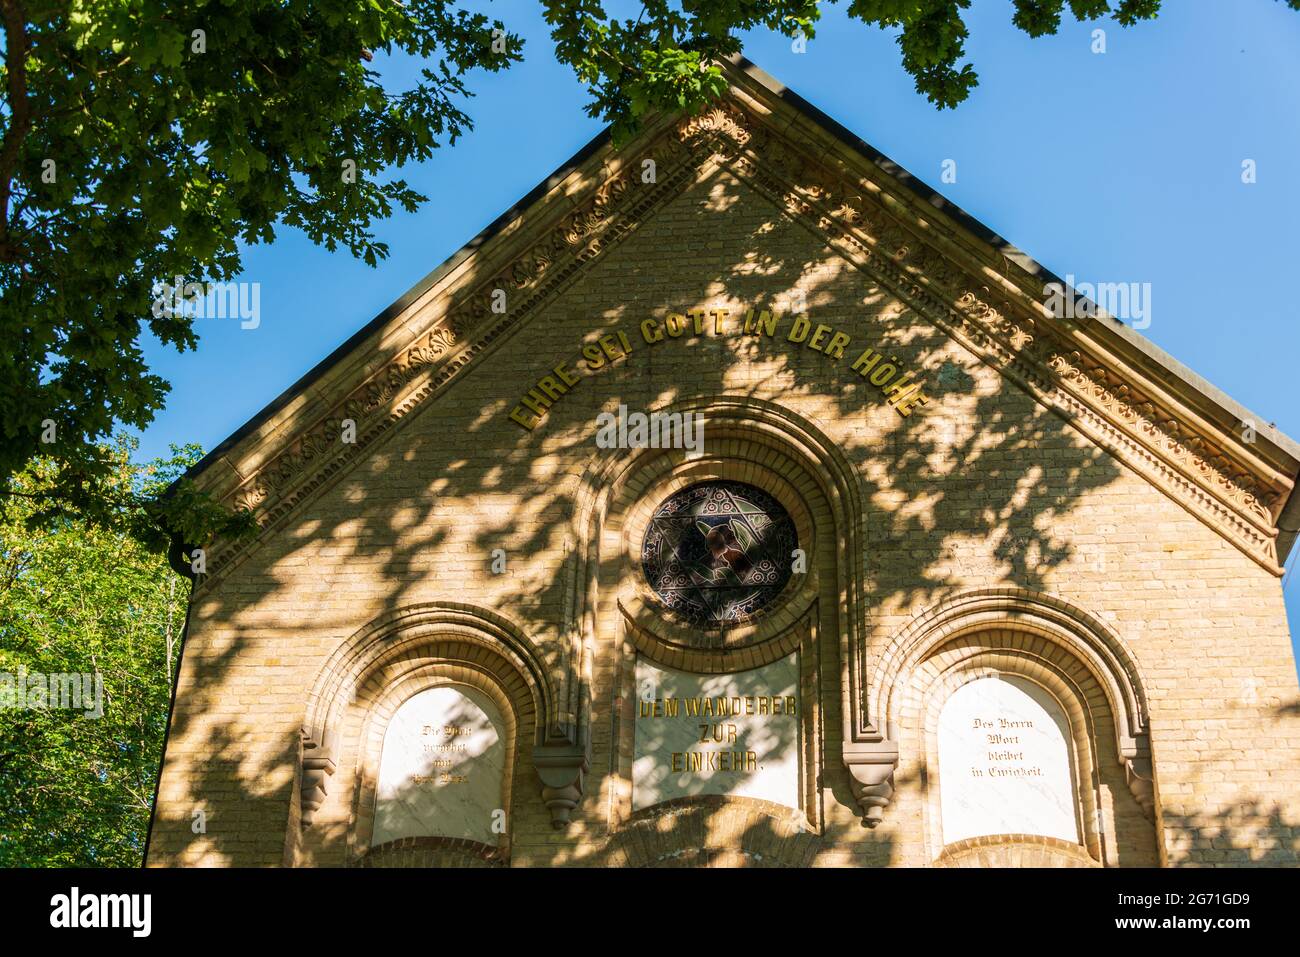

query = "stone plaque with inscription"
[937,675,1080,845]
[633,655,800,812]
[372,685,504,847]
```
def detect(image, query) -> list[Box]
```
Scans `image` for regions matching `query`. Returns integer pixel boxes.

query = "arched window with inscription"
[372,685,507,847]
[936,675,1080,846]
[609,451,826,843]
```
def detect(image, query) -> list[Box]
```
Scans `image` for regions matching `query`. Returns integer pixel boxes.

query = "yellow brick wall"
[147,160,1300,867]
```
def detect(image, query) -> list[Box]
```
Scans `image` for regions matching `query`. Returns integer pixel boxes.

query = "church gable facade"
[146,59,1300,868]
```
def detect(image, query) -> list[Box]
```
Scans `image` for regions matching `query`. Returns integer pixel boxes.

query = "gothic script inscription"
[373,685,504,847]
[937,675,1080,845]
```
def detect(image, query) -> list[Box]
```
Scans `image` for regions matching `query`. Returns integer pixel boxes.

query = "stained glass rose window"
[641,481,797,628]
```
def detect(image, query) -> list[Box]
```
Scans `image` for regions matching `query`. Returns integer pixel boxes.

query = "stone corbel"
[1125,760,1155,819]
[1121,733,1156,820]
[534,743,589,828]
[844,740,899,827]
[300,729,337,827]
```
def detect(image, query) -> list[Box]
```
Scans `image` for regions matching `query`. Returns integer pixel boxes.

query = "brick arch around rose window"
[872,588,1159,866]
[568,395,895,839]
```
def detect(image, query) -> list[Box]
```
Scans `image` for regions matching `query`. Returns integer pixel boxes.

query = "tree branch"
[0,0,31,262]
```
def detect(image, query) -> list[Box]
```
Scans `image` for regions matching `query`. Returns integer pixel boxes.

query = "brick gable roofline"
[171,56,1300,570]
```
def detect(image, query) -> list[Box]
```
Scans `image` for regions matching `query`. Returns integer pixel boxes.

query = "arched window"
[872,589,1159,867]
[297,602,579,867]
[917,637,1114,865]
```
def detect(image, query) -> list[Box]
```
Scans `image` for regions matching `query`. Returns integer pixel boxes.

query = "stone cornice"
[193,115,711,584]
[698,85,1293,574]
[189,72,1296,587]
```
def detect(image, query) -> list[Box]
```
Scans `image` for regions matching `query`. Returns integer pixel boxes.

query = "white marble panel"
[937,674,1079,845]
[373,685,504,847]
[633,655,800,812]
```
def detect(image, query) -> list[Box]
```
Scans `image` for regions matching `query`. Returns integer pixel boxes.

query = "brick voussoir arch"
[304,602,559,747]
[935,834,1100,868]
[605,795,822,868]
[355,836,507,868]
[872,587,1155,819]
[300,601,590,835]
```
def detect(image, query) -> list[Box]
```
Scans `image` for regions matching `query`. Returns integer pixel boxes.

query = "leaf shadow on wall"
[145,145,1285,868]
[1150,697,1300,866]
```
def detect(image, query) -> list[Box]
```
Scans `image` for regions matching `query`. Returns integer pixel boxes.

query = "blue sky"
[132,2,1300,654]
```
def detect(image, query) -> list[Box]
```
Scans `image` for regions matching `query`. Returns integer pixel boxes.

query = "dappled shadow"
[602,796,851,867]
[1143,697,1300,867]
[352,836,505,868]
[144,98,1289,869]
[1160,800,1300,867]
[369,687,504,848]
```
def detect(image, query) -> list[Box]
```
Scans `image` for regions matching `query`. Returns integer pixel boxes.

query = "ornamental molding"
[192,89,1291,587]
[872,586,1156,827]
[682,96,1290,573]
[196,118,721,584]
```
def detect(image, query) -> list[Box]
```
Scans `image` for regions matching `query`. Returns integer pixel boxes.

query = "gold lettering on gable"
[507,303,932,430]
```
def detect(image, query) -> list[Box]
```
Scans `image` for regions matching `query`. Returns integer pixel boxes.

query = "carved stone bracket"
[300,729,337,827]
[534,743,589,828]
[844,740,899,827]
[1122,734,1156,820]
[1125,760,1155,820]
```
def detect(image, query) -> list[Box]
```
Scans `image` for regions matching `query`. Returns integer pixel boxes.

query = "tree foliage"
[3,0,1285,548]
[0,437,193,866]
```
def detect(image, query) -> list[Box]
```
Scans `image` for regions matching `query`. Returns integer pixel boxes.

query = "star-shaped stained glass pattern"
[641,481,797,628]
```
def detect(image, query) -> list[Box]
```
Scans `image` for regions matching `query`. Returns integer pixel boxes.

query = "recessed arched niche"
[873,589,1160,867]
[573,398,853,842]
[373,685,507,847]
[296,601,584,867]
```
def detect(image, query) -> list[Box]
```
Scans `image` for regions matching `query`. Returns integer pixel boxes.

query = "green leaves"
[541,0,1169,130]
[0,439,193,866]
[0,0,1243,555]
[1,0,520,544]
[542,0,792,142]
